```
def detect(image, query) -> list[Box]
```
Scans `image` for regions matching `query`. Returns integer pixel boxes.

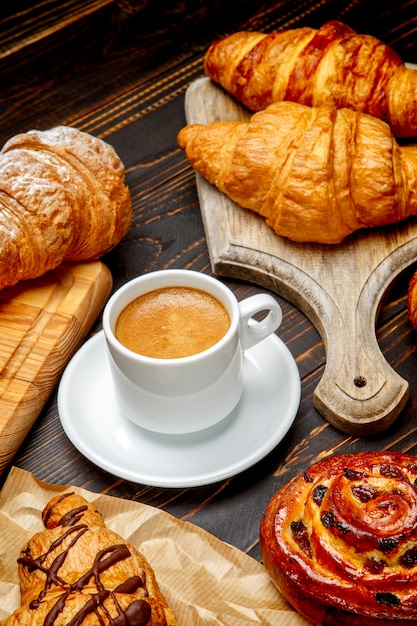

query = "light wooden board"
[0,261,112,474]
[184,76,417,436]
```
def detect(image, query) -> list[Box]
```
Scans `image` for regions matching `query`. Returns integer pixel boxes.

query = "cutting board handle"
[313,325,409,436]
[308,267,409,435]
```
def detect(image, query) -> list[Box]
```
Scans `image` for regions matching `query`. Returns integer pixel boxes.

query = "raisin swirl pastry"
[407,270,417,330]
[260,452,417,625]
[0,492,179,626]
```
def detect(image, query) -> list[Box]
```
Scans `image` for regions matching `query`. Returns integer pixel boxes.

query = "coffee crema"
[115,286,230,358]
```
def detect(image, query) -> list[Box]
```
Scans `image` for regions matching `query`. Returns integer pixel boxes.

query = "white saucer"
[57,331,301,488]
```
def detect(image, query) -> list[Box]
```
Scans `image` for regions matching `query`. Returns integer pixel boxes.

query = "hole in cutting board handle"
[354,376,367,388]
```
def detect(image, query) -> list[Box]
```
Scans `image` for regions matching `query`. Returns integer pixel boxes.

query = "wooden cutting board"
[184,77,417,436]
[0,261,112,474]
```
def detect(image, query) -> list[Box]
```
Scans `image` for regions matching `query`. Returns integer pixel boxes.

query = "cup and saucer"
[57,270,301,487]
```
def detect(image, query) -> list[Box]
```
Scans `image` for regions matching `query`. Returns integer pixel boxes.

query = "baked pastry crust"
[178,101,417,244]
[204,20,417,138]
[260,451,417,625]
[0,492,179,625]
[408,271,417,330]
[0,126,132,291]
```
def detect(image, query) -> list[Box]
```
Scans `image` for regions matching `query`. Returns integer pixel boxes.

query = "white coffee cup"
[102,269,282,434]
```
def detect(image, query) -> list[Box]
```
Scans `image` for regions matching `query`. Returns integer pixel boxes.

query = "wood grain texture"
[0,261,112,475]
[184,77,415,436]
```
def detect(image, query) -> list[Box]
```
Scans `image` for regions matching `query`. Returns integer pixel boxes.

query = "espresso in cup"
[102,269,282,433]
[115,286,230,358]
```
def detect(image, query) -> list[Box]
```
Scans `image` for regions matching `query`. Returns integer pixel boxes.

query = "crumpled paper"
[0,466,309,625]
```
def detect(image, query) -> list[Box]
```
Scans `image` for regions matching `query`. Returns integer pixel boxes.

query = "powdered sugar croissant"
[177,100,417,244]
[0,125,132,291]
[0,492,179,625]
[204,20,417,138]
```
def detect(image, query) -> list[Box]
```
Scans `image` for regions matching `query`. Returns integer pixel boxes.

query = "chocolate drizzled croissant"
[260,451,417,625]
[1,492,179,626]
[204,20,417,138]
[178,100,417,244]
[0,126,132,291]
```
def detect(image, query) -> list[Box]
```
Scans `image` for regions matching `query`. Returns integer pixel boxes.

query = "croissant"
[177,100,417,244]
[204,20,417,138]
[0,125,132,291]
[0,492,179,625]
[260,451,417,625]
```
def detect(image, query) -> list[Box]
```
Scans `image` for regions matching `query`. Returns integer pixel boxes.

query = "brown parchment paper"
[0,467,309,625]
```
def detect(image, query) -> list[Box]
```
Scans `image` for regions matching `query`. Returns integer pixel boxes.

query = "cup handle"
[238,294,282,351]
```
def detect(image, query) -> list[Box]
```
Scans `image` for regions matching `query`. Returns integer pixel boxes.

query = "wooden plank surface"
[0,261,112,474]
[184,76,417,436]
[0,0,114,59]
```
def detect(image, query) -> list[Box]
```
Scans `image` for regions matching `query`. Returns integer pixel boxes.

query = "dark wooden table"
[1,0,417,568]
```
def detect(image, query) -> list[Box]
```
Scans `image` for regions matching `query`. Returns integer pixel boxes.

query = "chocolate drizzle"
[19,524,88,594]
[18,503,152,625]
[42,493,76,527]
[57,504,89,527]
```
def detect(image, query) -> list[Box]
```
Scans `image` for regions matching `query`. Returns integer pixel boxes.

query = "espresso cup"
[102,269,282,434]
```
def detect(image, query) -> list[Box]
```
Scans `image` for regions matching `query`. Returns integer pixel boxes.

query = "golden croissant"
[0,492,179,625]
[0,126,132,291]
[177,100,417,244]
[204,20,417,138]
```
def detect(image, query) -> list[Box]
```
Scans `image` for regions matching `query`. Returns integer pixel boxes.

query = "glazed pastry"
[178,100,417,244]
[0,492,179,625]
[0,125,132,291]
[260,451,417,625]
[408,270,417,330]
[204,20,417,138]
